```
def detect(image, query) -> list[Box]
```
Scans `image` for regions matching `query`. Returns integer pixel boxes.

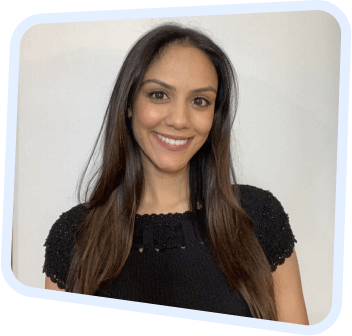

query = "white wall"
[13,11,340,325]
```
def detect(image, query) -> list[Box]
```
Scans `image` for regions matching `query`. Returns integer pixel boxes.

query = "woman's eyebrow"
[141,78,217,94]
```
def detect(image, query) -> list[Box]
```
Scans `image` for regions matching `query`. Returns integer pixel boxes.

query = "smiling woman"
[43,23,309,324]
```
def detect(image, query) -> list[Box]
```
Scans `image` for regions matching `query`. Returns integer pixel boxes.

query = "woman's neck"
[138,165,190,215]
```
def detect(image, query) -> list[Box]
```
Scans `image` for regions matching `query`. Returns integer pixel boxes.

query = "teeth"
[156,133,189,146]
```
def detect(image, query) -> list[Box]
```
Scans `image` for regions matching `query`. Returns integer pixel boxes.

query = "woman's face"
[129,44,218,175]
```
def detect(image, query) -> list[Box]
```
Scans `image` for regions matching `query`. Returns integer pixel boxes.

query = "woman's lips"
[155,132,191,141]
[152,132,193,152]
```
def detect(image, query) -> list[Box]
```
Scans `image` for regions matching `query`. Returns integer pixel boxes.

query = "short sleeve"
[257,190,296,272]
[238,185,297,272]
[43,204,89,289]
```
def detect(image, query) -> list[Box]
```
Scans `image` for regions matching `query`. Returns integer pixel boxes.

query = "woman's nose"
[165,101,190,130]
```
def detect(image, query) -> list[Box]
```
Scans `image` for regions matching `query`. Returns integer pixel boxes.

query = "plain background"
[12,10,340,325]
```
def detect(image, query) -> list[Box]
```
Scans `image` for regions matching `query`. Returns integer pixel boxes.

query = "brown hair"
[66,23,277,320]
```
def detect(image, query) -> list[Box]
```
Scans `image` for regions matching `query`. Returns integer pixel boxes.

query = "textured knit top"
[43,184,296,317]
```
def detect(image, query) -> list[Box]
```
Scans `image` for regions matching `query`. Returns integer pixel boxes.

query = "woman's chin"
[154,161,188,174]
[141,152,189,175]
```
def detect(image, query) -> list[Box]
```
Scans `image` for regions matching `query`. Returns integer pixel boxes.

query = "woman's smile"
[154,131,191,142]
[152,131,194,152]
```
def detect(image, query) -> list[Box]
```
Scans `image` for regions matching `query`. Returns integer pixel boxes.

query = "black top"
[43,184,296,317]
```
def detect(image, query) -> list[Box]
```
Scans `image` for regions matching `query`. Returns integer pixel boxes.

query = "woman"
[43,23,309,324]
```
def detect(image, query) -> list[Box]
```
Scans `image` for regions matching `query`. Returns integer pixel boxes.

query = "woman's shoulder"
[236,184,297,271]
[45,203,91,241]
[61,203,90,221]
[46,203,90,235]
[237,183,279,203]
[43,203,91,289]
[236,184,283,221]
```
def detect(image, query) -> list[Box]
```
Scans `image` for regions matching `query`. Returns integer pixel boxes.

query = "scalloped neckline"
[135,204,205,220]
[135,210,192,220]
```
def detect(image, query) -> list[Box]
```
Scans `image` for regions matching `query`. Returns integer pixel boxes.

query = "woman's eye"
[149,91,167,101]
[192,97,210,107]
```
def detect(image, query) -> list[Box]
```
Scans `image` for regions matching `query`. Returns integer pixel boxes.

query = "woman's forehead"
[143,45,218,90]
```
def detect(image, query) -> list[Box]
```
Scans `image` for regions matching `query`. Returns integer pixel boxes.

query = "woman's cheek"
[138,105,163,128]
[194,112,214,135]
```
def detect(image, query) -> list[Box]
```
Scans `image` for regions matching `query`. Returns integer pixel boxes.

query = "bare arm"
[272,249,309,325]
[45,276,65,292]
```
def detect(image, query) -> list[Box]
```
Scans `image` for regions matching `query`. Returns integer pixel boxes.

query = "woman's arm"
[272,249,309,325]
[45,276,65,292]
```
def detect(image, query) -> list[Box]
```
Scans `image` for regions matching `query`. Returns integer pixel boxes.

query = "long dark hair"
[66,23,277,320]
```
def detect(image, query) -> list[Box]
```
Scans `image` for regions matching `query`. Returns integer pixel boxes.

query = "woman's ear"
[127,107,133,118]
